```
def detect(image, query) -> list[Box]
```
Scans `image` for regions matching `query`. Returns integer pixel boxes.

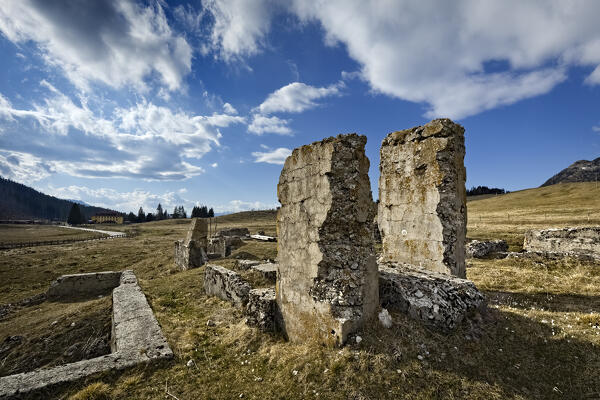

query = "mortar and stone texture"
[174,218,209,270]
[245,288,278,332]
[379,263,486,331]
[523,227,600,260]
[276,133,379,346]
[204,264,252,307]
[378,119,467,278]
[466,240,509,259]
[0,270,172,399]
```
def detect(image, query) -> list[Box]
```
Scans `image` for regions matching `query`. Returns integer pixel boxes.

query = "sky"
[0,0,599,215]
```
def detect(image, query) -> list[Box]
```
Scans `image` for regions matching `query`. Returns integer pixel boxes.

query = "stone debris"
[0,270,172,399]
[46,271,122,300]
[245,288,278,332]
[207,236,245,258]
[378,119,467,278]
[204,264,252,307]
[276,134,379,346]
[466,240,508,259]
[175,218,209,270]
[250,262,278,282]
[378,309,393,328]
[379,263,485,332]
[523,227,600,260]
[236,259,263,270]
[217,227,250,237]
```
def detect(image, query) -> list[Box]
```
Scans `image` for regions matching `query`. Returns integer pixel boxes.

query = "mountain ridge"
[541,157,600,187]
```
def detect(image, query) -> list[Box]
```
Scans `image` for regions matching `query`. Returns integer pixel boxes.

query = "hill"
[0,176,120,221]
[541,157,600,186]
[467,181,600,250]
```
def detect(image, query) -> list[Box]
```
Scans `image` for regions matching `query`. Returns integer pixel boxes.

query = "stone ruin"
[276,134,379,345]
[523,226,600,260]
[174,218,208,270]
[0,271,172,398]
[466,239,509,259]
[378,119,466,278]
[200,119,485,345]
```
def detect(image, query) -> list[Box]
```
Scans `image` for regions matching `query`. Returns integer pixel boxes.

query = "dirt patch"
[0,296,112,377]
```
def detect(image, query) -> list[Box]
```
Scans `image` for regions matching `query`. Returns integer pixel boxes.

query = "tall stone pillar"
[276,134,378,346]
[174,218,208,270]
[378,119,467,278]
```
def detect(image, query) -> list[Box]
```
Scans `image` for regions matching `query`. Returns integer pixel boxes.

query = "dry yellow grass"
[0,224,105,244]
[1,184,599,399]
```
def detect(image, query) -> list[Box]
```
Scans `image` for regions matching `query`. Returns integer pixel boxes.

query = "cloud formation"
[252,147,292,165]
[247,114,292,135]
[203,0,600,119]
[257,81,343,114]
[0,0,192,91]
[0,84,243,181]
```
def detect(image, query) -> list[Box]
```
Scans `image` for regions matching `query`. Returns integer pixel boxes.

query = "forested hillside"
[0,177,119,221]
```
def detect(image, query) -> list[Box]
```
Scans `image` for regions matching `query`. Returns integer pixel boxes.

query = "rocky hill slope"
[541,157,600,186]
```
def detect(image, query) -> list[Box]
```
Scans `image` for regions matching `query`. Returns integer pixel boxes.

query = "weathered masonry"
[524,227,600,260]
[174,218,208,270]
[276,134,379,346]
[378,119,467,278]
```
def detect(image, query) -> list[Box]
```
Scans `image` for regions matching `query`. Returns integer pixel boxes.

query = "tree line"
[466,185,508,196]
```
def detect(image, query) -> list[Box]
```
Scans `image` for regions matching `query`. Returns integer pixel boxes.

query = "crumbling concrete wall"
[245,288,278,332]
[276,134,378,346]
[378,119,467,278]
[46,271,122,300]
[524,227,600,259]
[175,218,208,270]
[204,264,251,306]
[467,240,508,259]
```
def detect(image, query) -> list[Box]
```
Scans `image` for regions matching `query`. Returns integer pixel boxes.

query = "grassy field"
[0,183,599,399]
[0,225,107,245]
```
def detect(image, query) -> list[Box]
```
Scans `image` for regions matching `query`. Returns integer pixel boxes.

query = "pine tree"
[208,207,214,218]
[137,207,145,223]
[67,203,85,225]
[156,203,164,220]
[191,206,200,218]
[127,212,136,222]
[146,212,155,222]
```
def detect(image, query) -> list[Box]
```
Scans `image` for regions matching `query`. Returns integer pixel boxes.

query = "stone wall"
[204,264,251,306]
[466,240,508,258]
[46,271,122,300]
[378,119,467,278]
[175,218,208,270]
[524,227,600,259]
[276,134,378,346]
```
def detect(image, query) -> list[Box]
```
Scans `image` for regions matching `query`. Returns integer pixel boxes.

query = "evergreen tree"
[146,212,155,222]
[208,207,214,217]
[137,207,145,223]
[156,203,164,220]
[126,212,136,222]
[181,206,187,219]
[67,203,85,225]
[191,206,200,218]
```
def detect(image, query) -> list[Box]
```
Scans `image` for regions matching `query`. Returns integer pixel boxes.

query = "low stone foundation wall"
[524,227,600,259]
[46,271,122,300]
[379,264,486,332]
[466,240,508,259]
[251,263,278,281]
[245,288,278,332]
[204,264,251,306]
[0,271,172,399]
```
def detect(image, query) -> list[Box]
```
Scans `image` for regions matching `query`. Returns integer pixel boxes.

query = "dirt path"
[60,225,126,237]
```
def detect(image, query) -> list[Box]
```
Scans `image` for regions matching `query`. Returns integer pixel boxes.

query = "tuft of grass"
[68,382,112,400]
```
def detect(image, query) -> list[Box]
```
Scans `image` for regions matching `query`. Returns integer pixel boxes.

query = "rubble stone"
[46,271,122,300]
[175,218,208,270]
[523,227,600,260]
[276,134,379,346]
[236,259,263,270]
[245,288,278,332]
[466,240,509,259]
[204,264,251,307]
[379,263,485,332]
[251,262,278,281]
[378,119,467,278]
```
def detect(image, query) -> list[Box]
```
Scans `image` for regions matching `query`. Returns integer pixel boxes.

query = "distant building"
[91,212,123,224]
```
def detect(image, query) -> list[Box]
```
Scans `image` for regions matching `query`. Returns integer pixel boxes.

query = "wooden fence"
[0,234,127,250]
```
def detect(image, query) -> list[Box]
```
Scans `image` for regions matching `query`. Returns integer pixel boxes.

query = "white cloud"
[46,184,192,214]
[593,125,600,133]
[252,147,292,165]
[257,81,343,114]
[0,0,192,92]
[211,162,218,168]
[203,0,600,119]
[0,85,244,181]
[0,150,52,182]
[202,0,275,61]
[247,114,292,135]
[222,102,238,115]
[214,199,278,213]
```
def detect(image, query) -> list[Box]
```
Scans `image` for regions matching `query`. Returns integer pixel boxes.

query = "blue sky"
[0,1,599,214]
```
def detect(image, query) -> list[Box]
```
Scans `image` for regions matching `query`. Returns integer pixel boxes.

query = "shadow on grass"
[485,290,600,313]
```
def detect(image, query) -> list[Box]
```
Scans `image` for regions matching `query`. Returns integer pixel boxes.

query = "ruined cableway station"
[200,118,486,346]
